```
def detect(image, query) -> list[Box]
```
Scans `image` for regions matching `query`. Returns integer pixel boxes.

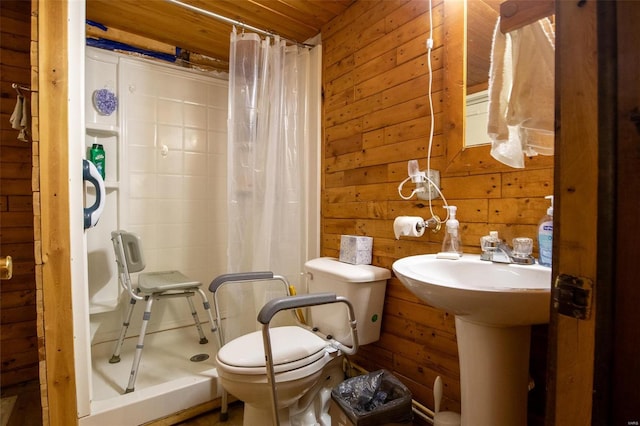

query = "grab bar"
[258,293,359,426]
[208,271,276,293]
[208,271,292,342]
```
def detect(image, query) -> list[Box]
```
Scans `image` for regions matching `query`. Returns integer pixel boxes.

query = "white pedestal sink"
[392,254,551,426]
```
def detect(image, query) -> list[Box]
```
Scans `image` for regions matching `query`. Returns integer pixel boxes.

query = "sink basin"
[392,254,551,326]
[392,254,552,426]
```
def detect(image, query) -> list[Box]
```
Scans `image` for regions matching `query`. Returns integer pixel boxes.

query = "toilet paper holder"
[393,215,441,239]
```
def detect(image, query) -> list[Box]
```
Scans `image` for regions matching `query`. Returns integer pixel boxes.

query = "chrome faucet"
[480,234,535,265]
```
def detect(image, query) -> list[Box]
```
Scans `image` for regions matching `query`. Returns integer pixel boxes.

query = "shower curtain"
[224,28,320,339]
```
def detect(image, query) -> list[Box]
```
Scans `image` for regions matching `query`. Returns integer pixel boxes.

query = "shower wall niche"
[85,47,122,314]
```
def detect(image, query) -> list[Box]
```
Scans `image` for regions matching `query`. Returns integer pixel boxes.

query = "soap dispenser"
[537,195,553,267]
[441,205,462,257]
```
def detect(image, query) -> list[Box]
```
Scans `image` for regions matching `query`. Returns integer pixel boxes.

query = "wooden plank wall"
[320,0,553,417]
[0,0,39,389]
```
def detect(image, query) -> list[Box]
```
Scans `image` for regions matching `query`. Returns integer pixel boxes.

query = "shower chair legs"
[109,288,216,393]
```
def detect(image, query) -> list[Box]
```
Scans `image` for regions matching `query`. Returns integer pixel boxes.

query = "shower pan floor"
[91,326,218,401]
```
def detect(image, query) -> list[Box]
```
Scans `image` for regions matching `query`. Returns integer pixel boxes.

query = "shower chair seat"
[109,230,216,393]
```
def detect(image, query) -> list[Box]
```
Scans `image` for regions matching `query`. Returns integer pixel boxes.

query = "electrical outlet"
[416,169,440,201]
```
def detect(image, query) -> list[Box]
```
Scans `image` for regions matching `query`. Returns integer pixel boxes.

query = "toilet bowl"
[215,258,390,426]
[216,326,344,425]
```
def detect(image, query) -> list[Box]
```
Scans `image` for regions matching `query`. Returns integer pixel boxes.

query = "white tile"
[208,83,228,107]
[156,174,183,199]
[129,173,157,199]
[156,73,186,101]
[128,146,156,173]
[182,248,209,274]
[128,94,157,122]
[158,99,183,125]
[121,63,158,95]
[155,224,184,248]
[208,106,228,129]
[183,199,208,224]
[184,152,207,176]
[155,199,184,224]
[185,128,207,153]
[207,200,227,225]
[209,152,227,178]
[184,175,208,200]
[206,171,227,198]
[184,103,208,129]
[157,149,184,175]
[156,246,187,269]
[126,121,156,147]
[157,125,183,150]
[128,199,158,226]
[208,130,227,154]
[182,80,209,106]
[129,223,158,251]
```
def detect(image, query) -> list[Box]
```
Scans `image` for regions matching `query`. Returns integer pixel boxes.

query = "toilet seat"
[216,326,329,375]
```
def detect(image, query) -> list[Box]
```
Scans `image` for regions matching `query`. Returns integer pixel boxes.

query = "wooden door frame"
[548,1,639,425]
[38,1,78,424]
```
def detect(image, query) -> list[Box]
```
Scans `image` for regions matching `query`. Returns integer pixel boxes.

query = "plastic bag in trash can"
[331,369,413,425]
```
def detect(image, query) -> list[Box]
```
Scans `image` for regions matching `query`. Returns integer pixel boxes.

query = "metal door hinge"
[553,273,593,320]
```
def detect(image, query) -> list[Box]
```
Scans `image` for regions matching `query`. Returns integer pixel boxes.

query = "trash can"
[330,369,413,426]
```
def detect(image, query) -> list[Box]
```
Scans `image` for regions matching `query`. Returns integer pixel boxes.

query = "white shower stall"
[68,3,321,422]
[77,47,230,425]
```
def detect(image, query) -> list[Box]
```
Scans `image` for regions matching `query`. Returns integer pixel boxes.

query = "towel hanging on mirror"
[486,16,555,168]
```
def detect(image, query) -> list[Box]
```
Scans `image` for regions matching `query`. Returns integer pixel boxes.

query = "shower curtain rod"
[165,0,314,48]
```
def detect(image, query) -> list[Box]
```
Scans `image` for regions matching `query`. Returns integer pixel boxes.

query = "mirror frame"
[443,0,554,174]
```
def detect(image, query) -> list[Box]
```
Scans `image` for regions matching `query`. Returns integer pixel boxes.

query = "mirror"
[443,0,554,173]
[465,0,501,148]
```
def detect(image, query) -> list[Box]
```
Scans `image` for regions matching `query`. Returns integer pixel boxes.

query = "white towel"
[487,17,555,168]
[9,94,30,142]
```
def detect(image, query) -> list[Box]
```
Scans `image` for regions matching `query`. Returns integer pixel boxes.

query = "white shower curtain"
[223,28,321,339]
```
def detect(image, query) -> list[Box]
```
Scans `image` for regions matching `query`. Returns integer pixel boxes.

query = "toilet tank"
[304,257,390,346]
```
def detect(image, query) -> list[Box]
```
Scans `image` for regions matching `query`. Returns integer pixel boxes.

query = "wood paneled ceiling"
[86,0,355,68]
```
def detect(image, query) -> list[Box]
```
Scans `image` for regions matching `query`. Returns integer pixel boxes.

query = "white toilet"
[215,257,390,426]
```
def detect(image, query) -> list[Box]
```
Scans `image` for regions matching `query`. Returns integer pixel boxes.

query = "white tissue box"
[339,235,373,265]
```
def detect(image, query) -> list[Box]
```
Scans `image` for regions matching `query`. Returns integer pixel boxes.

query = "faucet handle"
[512,237,533,259]
[480,231,501,252]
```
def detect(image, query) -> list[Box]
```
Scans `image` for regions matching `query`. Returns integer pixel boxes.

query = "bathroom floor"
[0,380,42,426]
[176,402,244,426]
[177,402,430,426]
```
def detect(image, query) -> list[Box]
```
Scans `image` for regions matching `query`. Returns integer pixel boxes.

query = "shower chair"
[109,230,216,393]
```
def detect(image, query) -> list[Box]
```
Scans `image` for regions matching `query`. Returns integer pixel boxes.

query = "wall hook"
[12,83,31,95]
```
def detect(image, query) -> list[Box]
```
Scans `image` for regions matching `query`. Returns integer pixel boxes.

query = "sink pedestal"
[456,317,531,426]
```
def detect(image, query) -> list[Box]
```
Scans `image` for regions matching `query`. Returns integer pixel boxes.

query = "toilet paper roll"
[393,216,425,239]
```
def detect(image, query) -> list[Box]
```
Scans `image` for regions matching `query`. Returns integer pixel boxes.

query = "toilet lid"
[217,326,328,373]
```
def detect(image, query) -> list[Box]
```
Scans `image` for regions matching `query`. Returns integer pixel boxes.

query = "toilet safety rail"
[208,272,359,425]
[208,271,295,422]
[257,293,359,426]
[209,271,293,347]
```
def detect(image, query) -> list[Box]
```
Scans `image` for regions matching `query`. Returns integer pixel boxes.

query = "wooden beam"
[38,0,78,424]
[500,0,554,33]
[546,0,597,424]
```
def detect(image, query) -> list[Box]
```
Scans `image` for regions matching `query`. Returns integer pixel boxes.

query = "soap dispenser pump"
[440,205,462,257]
